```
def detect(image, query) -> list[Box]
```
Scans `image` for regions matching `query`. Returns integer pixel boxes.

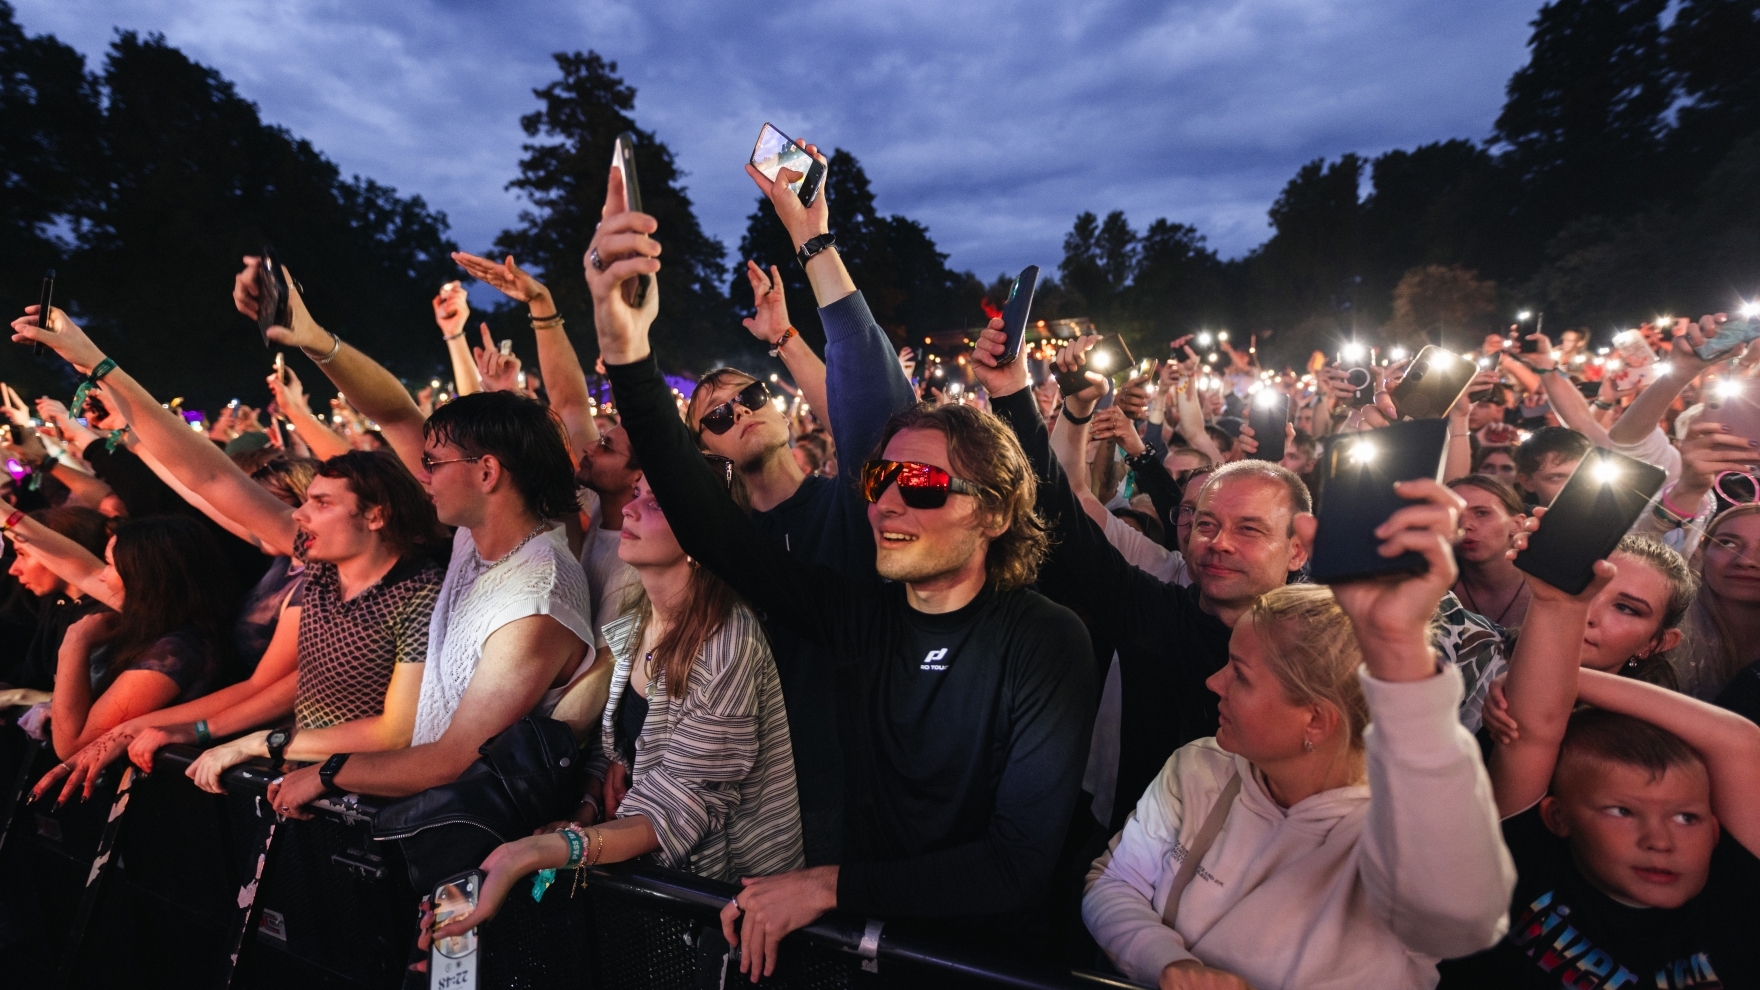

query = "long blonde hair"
[1247,585,1369,751]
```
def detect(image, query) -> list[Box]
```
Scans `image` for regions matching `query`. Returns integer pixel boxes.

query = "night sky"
[17,0,1540,282]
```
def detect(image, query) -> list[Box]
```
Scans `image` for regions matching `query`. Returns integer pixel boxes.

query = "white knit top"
[411,524,594,746]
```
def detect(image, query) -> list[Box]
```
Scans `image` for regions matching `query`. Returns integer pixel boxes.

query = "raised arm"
[737,260,831,437]
[1607,316,1724,446]
[3,516,119,609]
[1318,480,1515,958]
[10,309,299,556]
[1577,667,1760,855]
[450,252,601,456]
[229,258,427,476]
[1487,511,1616,816]
[432,280,484,397]
[268,366,352,460]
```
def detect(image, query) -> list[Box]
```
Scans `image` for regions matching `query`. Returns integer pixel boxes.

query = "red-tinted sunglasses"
[860,459,988,509]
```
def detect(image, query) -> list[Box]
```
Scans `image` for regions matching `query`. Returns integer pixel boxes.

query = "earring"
[1302,738,1315,753]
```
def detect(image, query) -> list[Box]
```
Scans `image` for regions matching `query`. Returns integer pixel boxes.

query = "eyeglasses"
[422,453,483,473]
[1714,470,1760,508]
[696,381,773,436]
[860,459,988,509]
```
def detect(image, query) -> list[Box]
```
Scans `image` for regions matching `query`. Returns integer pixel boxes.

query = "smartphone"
[1091,334,1136,383]
[611,132,651,309]
[273,351,287,384]
[1690,317,1760,362]
[254,246,292,346]
[1703,377,1760,445]
[32,269,53,357]
[1338,345,1375,408]
[1515,448,1667,594]
[1520,314,1546,354]
[1247,390,1290,462]
[429,869,483,990]
[1388,346,1477,420]
[749,122,826,207]
[1308,419,1451,583]
[997,265,1041,364]
[497,338,513,357]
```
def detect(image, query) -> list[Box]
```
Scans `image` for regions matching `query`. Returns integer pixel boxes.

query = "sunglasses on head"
[697,380,772,436]
[860,459,988,509]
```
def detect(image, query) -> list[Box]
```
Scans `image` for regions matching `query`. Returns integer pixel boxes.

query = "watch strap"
[795,233,836,269]
[265,727,293,769]
[318,752,352,795]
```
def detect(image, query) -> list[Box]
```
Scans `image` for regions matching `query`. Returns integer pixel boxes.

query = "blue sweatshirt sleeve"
[821,292,916,476]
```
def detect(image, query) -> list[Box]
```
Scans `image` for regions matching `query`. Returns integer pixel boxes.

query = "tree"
[1664,0,1760,174]
[1388,265,1498,346]
[497,51,730,366]
[1246,155,1368,332]
[51,32,457,405]
[1058,210,1138,319]
[1493,0,1673,254]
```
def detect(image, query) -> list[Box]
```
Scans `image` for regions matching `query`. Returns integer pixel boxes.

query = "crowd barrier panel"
[0,718,1146,990]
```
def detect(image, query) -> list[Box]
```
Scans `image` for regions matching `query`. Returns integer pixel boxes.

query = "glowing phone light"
[1254,389,1280,408]
[1717,379,1743,400]
[1347,441,1376,465]
[1388,347,1407,361]
[1196,332,1214,348]
[1593,460,1620,484]
[1741,302,1760,320]
[1089,352,1111,371]
[1341,342,1367,362]
[1217,331,1230,342]
[1655,362,1674,377]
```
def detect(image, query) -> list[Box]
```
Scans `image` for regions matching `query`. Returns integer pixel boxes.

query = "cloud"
[13,0,1537,282]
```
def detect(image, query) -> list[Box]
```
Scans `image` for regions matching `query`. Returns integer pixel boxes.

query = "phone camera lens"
[1346,368,1371,389]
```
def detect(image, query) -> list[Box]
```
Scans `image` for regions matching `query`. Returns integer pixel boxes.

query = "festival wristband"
[2,510,22,530]
[194,720,211,745]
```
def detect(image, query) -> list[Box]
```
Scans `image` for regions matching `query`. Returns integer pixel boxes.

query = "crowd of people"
[1,141,1757,990]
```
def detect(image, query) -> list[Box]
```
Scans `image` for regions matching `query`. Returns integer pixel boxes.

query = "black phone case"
[33,270,53,356]
[1389,346,1477,420]
[797,157,826,207]
[1309,419,1450,583]
[1247,392,1289,462]
[255,246,291,347]
[1514,448,1667,594]
[998,265,1040,364]
[1055,368,1094,397]
[1340,360,1375,408]
[614,132,651,309]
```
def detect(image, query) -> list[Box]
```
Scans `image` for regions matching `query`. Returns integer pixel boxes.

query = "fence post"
[55,764,135,984]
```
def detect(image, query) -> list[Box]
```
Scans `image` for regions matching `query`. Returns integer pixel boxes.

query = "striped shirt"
[591,603,804,881]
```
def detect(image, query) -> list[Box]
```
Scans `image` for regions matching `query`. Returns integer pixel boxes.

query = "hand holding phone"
[1514,448,1666,593]
[611,133,651,309]
[32,270,53,357]
[430,870,484,990]
[1246,390,1290,461]
[996,265,1040,364]
[1388,346,1477,420]
[749,123,826,207]
[1308,419,1451,583]
[254,246,293,347]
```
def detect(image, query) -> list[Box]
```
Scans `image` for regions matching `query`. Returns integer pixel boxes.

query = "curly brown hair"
[872,402,1049,592]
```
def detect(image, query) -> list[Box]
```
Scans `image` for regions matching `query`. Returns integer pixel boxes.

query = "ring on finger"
[589,247,606,273]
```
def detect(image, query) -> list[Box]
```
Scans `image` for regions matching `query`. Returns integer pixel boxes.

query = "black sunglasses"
[697,381,773,436]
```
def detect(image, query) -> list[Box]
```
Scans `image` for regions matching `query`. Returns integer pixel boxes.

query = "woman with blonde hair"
[1084,480,1514,990]
[1674,503,1760,699]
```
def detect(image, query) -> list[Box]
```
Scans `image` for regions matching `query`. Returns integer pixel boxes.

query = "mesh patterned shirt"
[293,550,445,729]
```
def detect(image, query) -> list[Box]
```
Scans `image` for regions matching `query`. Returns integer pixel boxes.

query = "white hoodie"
[1083,664,1515,990]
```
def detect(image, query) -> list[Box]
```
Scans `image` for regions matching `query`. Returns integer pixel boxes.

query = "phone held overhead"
[749,123,826,208]
[32,269,53,357]
[996,265,1041,365]
[1515,448,1666,594]
[1338,341,1375,407]
[612,132,650,309]
[254,246,294,347]
[1308,419,1451,584]
[1388,345,1477,420]
[1688,310,1760,362]
[1247,388,1290,462]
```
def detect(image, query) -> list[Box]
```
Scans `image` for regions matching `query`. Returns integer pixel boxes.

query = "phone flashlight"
[1341,342,1367,362]
[1196,332,1214,349]
[1388,347,1407,361]
[1593,460,1621,484]
[1741,302,1760,320]
[1347,441,1377,465]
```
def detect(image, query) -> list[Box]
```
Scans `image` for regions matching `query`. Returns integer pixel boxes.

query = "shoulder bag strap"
[1160,773,1241,930]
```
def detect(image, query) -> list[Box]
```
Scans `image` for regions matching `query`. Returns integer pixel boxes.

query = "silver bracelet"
[306,330,342,365]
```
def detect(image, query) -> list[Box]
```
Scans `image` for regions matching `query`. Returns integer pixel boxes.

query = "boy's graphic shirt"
[1440,808,1759,989]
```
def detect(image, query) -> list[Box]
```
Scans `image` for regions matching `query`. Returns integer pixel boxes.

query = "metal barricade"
[0,718,1145,990]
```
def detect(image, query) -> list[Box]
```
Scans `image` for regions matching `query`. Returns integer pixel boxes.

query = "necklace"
[1459,572,1526,626]
[476,521,550,571]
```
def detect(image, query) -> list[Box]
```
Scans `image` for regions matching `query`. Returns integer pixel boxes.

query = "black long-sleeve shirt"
[994,390,1232,832]
[607,355,1095,935]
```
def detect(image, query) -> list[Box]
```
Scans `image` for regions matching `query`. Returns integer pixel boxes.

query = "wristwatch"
[265,727,293,770]
[795,233,836,269]
[318,752,352,796]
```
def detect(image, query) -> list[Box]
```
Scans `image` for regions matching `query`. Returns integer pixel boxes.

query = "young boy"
[1442,563,1760,988]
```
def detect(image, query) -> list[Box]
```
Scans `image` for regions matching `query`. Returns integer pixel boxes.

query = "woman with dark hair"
[1447,475,1531,628]
[426,458,801,940]
[1,512,236,762]
[0,506,112,704]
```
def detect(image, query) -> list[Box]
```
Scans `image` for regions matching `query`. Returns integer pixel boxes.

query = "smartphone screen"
[611,132,651,308]
[750,123,825,206]
[430,871,482,989]
[1692,318,1760,362]
[1515,448,1666,594]
[997,265,1040,364]
[1247,390,1290,462]
[1309,419,1450,583]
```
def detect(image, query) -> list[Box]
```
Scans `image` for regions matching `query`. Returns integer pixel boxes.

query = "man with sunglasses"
[587,177,1095,978]
[671,146,917,868]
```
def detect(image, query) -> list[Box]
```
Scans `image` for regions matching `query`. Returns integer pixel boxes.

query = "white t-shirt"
[577,489,641,645]
[411,524,594,746]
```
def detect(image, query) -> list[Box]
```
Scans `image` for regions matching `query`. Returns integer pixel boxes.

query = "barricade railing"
[0,715,1146,990]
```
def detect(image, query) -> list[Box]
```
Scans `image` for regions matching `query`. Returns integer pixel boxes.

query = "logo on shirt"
[920,648,949,671]
[1509,889,1724,989]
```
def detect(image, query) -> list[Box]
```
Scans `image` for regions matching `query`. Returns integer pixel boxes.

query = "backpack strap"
[1160,773,1241,930]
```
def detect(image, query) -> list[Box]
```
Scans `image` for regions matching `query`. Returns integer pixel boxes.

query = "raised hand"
[431,280,470,339]
[451,252,553,308]
[969,318,1031,399]
[1090,406,1146,456]
[585,164,661,365]
[744,141,830,251]
[471,324,523,393]
[229,257,330,354]
[740,261,792,344]
[1054,336,1110,412]
[1115,374,1152,420]
[267,365,312,419]
[1,383,33,425]
[10,305,106,373]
